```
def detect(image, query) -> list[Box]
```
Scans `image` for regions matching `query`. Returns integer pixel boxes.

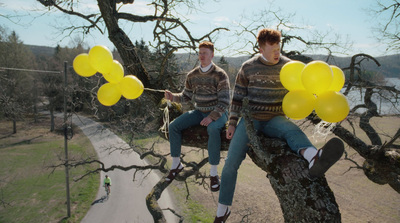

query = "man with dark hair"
[164,41,230,192]
[213,28,344,222]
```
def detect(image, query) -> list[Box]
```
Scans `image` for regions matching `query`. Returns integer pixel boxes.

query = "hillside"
[27,44,400,78]
[27,44,56,57]
[311,54,400,78]
[176,53,400,78]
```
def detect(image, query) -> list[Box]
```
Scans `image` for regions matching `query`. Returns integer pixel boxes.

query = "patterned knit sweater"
[172,63,230,121]
[229,55,291,126]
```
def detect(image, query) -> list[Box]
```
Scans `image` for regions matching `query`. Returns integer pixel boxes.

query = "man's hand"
[164,90,173,101]
[226,125,236,139]
[200,117,213,126]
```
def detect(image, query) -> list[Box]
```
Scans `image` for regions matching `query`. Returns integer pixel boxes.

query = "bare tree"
[37,1,400,222]
[238,8,352,59]
[38,0,227,97]
[371,0,400,53]
[340,54,400,191]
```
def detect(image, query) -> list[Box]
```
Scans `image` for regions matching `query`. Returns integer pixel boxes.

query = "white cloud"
[213,16,230,23]
[212,16,230,26]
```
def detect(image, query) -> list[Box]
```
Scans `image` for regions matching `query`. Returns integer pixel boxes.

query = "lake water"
[344,77,400,115]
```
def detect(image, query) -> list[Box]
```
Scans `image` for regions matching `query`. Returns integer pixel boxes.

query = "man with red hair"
[164,41,230,192]
[214,28,344,222]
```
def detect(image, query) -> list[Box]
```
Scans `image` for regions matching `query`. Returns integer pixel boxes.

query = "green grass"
[170,183,215,223]
[0,118,99,223]
[117,129,217,222]
[183,197,214,222]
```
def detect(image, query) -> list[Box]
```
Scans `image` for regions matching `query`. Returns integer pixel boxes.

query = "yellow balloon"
[97,83,122,106]
[301,61,333,95]
[73,53,97,77]
[282,90,316,120]
[103,60,124,83]
[315,91,349,123]
[89,45,113,74]
[328,65,345,92]
[119,75,144,99]
[280,61,306,91]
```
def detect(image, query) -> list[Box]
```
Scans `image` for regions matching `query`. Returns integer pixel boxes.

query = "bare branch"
[37,0,104,34]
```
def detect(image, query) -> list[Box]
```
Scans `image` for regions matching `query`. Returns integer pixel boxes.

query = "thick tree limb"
[241,99,341,222]
[158,99,342,222]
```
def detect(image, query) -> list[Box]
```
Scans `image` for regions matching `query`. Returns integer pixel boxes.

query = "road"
[71,115,178,223]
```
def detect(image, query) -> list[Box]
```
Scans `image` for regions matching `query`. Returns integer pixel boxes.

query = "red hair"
[199,41,214,52]
[257,28,281,47]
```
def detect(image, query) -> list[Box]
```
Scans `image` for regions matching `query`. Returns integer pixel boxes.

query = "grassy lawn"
[2,114,398,223]
[0,115,99,223]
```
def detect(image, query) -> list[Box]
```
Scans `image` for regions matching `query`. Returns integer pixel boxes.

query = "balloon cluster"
[280,60,349,123]
[72,45,144,106]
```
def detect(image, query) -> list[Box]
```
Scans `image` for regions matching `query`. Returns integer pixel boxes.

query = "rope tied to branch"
[143,88,171,139]
[160,101,171,139]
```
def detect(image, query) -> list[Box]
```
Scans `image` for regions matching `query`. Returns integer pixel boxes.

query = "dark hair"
[199,41,214,53]
[257,28,281,47]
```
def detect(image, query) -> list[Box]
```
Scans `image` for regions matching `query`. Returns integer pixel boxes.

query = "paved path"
[71,115,178,223]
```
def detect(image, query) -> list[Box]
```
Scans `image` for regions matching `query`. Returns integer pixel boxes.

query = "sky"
[0,0,393,57]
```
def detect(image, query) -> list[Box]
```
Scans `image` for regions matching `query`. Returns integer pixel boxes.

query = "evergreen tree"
[0,27,36,133]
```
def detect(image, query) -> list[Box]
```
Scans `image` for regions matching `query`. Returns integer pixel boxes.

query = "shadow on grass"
[0,135,43,149]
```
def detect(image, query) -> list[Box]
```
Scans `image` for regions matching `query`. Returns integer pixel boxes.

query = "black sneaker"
[210,175,220,192]
[214,208,231,223]
[309,137,344,177]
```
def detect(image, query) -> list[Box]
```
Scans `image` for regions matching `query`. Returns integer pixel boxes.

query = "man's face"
[198,47,214,67]
[259,42,281,64]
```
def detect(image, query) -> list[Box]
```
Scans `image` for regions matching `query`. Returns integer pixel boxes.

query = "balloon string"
[144,88,165,93]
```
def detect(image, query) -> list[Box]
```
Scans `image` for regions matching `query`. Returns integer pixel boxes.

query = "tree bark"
[97,0,163,103]
[175,127,342,222]
[246,133,341,222]
[146,180,169,223]
[50,107,55,132]
[162,100,342,222]
[12,119,17,134]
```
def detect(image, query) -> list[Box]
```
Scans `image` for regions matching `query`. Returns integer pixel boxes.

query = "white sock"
[210,165,218,177]
[216,203,229,217]
[171,157,181,169]
[303,147,318,169]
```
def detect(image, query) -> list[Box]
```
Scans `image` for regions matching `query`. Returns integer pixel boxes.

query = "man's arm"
[207,69,231,121]
[228,65,248,127]
[165,72,193,103]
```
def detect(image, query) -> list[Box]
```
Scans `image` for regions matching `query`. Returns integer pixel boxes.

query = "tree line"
[2,0,400,221]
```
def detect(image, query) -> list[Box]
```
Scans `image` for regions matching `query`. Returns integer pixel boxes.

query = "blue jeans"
[169,110,228,165]
[219,116,314,205]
